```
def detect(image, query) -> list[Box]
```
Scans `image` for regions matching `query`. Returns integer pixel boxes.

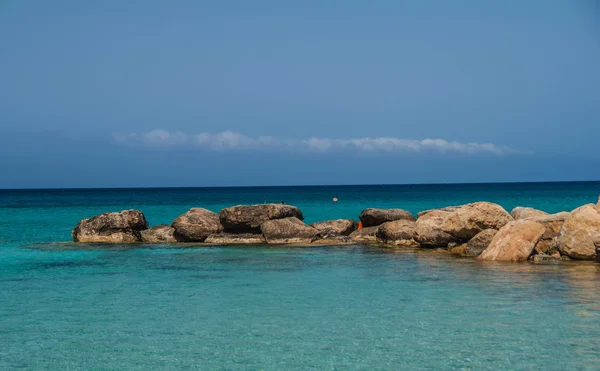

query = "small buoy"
[332,197,338,202]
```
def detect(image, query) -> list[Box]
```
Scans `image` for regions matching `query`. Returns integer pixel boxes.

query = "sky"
[1,0,599,188]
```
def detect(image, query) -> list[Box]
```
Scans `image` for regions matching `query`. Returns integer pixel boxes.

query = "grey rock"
[260,217,319,244]
[466,229,498,256]
[349,226,380,242]
[140,224,177,243]
[73,210,148,243]
[359,208,415,227]
[220,204,303,233]
[171,208,222,242]
[310,219,357,236]
[376,220,419,247]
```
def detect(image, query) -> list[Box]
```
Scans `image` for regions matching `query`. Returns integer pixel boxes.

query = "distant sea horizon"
[2,178,600,191]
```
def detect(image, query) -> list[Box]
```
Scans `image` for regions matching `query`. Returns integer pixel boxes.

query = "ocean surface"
[2,182,600,370]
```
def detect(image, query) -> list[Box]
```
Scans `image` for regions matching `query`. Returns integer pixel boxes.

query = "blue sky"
[1,0,599,188]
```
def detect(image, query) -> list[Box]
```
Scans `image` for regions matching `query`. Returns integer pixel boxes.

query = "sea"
[1,182,600,370]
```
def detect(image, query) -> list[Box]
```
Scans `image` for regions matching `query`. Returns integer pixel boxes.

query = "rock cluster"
[71,198,600,263]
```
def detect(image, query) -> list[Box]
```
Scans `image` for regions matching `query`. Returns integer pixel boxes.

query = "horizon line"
[1,179,599,192]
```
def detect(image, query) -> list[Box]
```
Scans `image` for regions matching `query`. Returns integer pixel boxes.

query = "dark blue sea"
[1,182,600,369]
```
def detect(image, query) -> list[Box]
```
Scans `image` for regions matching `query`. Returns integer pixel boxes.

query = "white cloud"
[113,130,521,155]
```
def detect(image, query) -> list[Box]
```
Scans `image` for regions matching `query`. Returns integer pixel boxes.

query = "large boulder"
[349,226,379,242]
[260,217,318,244]
[171,208,222,242]
[442,202,513,241]
[376,220,419,247]
[511,207,548,220]
[415,209,459,247]
[72,210,148,243]
[140,224,177,243]
[205,233,266,244]
[557,204,600,260]
[310,219,357,236]
[220,204,303,233]
[465,229,497,256]
[359,208,415,227]
[478,220,545,262]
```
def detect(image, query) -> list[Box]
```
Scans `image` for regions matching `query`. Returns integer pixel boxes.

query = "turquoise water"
[2,182,600,369]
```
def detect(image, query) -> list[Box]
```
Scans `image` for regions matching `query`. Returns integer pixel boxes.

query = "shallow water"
[2,182,600,369]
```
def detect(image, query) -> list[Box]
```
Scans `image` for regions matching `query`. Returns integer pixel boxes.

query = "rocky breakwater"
[71,197,600,263]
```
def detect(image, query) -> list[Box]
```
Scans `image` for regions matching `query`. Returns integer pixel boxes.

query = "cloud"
[113,130,521,155]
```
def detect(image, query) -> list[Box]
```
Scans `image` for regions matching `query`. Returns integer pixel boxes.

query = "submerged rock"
[205,233,266,245]
[260,217,318,244]
[449,243,468,256]
[171,208,222,242]
[529,254,559,264]
[465,229,497,256]
[220,204,303,233]
[479,220,545,262]
[310,219,357,236]
[312,235,353,245]
[557,204,600,260]
[72,209,148,243]
[359,208,415,227]
[349,226,380,242]
[376,220,419,247]
[140,224,177,243]
[511,207,548,220]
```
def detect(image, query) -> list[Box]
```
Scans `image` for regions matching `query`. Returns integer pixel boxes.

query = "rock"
[465,229,497,256]
[310,219,358,236]
[449,243,468,255]
[260,217,319,244]
[205,233,266,244]
[359,208,415,227]
[376,220,419,247]
[72,210,148,243]
[442,202,513,241]
[220,204,303,233]
[415,209,459,247]
[417,206,459,218]
[557,204,600,260]
[140,225,177,243]
[534,238,559,255]
[529,254,559,264]
[511,207,548,220]
[171,208,222,242]
[527,212,569,239]
[478,220,545,262]
[349,226,380,242]
[312,235,353,245]
[525,212,569,255]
